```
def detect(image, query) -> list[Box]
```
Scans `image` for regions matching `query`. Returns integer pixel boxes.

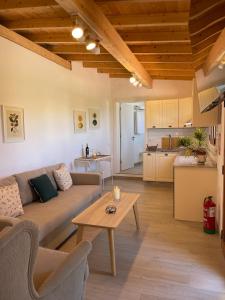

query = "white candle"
[114,186,120,201]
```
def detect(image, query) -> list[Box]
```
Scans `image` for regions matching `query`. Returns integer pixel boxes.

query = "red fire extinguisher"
[203,196,216,234]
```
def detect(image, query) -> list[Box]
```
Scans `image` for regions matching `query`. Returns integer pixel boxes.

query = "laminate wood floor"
[60,179,225,300]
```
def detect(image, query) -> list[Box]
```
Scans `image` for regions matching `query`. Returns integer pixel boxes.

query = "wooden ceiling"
[0,0,224,85]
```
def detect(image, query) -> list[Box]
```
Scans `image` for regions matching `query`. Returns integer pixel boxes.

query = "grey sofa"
[0,216,92,300]
[0,163,102,248]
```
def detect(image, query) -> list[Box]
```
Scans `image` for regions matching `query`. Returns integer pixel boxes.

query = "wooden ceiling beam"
[0,0,56,10]
[3,18,73,31]
[0,24,71,70]
[149,70,195,77]
[46,44,108,54]
[120,31,190,44]
[109,73,194,80]
[54,0,152,87]
[204,28,225,75]
[4,14,189,31]
[24,31,190,44]
[84,61,194,70]
[59,53,194,63]
[108,13,189,28]
[83,61,123,68]
[97,68,129,74]
[151,75,194,80]
[137,54,193,62]
[129,44,192,54]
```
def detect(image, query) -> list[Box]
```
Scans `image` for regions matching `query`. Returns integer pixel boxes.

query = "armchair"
[0,216,91,300]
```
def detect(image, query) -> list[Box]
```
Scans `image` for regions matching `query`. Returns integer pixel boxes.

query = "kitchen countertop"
[144,148,180,153]
[173,155,217,168]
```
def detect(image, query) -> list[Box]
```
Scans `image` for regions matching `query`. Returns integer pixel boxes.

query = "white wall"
[111,78,193,101]
[0,37,112,178]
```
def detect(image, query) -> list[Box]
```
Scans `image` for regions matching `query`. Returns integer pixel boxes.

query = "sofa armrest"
[38,241,92,299]
[70,172,102,186]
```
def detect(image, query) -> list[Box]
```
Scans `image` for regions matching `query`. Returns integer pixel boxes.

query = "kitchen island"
[174,156,217,222]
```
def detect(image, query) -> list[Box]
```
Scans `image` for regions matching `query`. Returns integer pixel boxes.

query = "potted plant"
[177,128,208,164]
[191,128,208,164]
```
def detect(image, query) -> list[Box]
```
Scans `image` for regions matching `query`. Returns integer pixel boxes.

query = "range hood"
[198,86,225,113]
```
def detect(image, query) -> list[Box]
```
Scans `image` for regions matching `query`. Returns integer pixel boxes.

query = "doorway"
[120,102,145,175]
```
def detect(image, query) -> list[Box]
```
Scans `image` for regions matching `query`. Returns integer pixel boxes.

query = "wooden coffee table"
[72,192,140,276]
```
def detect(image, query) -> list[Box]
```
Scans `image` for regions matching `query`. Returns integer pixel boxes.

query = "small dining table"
[74,154,113,186]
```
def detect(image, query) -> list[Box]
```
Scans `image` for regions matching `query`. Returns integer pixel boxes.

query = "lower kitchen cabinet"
[143,152,156,181]
[155,153,177,182]
[143,152,177,182]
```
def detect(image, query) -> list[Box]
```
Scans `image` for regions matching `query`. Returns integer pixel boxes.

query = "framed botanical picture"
[89,108,100,129]
[73,110,87,133]
[1,106,25,143]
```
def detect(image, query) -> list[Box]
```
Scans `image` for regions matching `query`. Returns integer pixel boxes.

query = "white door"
[120,103,135,171]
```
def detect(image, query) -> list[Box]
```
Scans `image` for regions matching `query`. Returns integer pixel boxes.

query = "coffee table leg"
[76,225,84,245]
[107,228,116,276]
[133,202,140,230]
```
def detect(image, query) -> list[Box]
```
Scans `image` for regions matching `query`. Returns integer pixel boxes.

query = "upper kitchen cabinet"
[145,100,162,128]
[162,99,178,128]
[179,97,193,128]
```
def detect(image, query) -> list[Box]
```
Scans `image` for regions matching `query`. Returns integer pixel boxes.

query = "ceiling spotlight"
[138,82,142,88]
[133,80,139,87]
[129,76,136,84]
[92,45,100,55]
[71,25,84,40]
[86,39,97,51]
[218,63,224,70]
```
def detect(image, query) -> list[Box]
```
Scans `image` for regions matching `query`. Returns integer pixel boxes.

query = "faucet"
[169,134,172,149]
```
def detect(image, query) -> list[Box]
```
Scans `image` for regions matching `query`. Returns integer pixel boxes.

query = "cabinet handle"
[168,125,172,128]
[164,153,168,156]
[152,125,156,128]
[184,124,186,127]
[147,153,151,156]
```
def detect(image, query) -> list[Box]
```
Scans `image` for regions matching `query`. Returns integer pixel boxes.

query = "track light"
[72,25,84,39]
[129,74,143,88]
[129,75,136,84]
[86,38,97,51]
[71,16,84,40]
[218,63,224,70]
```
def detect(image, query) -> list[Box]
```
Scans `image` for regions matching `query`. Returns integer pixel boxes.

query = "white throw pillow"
[0,182,24,217]
[54,165,73,191]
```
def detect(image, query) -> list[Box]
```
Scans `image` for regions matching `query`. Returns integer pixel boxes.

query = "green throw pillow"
[30,174,58,203]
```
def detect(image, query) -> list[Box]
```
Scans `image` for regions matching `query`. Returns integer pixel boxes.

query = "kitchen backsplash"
[146,128,195,147]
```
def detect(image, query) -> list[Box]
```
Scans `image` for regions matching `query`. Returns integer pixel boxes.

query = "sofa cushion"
[30,174,58,203]
[53,165,73,191]
[15,168,45,205]
[0,176,16,187]
[44,163,63,190]
[0,182,24,217]
[19,185,101,242]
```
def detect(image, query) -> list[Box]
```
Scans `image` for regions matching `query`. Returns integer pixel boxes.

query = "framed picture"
[89,108,100,129]
[73,110,87,133]
[1,106,25,143]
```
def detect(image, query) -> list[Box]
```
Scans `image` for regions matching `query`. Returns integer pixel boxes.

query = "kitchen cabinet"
[143,152,156,181]
[162,99,178,128]
[155,153,177,182]
[174,158,217,221]
[145,100,162,128]
[143,152,177,182]
[179,97,193,128]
